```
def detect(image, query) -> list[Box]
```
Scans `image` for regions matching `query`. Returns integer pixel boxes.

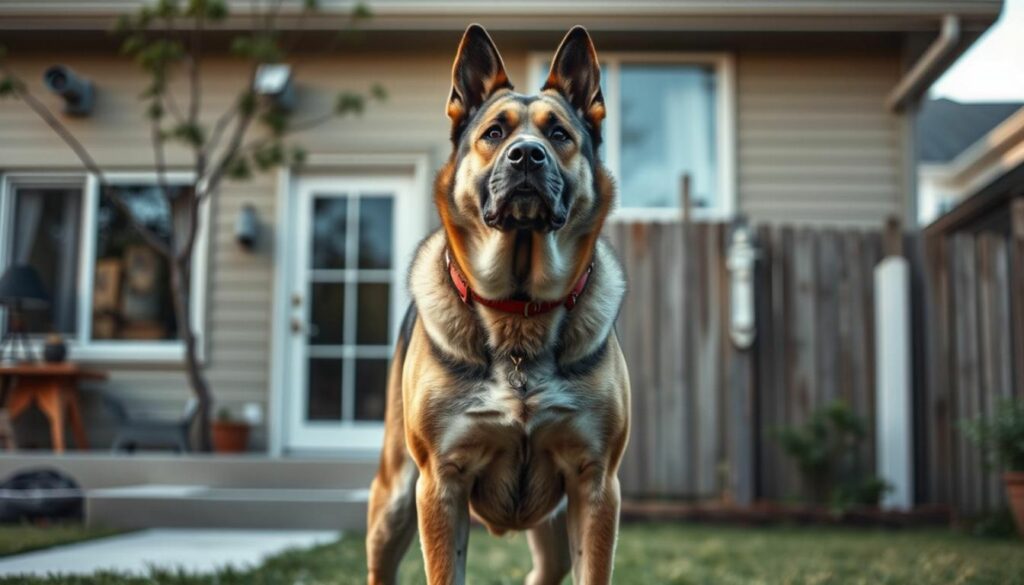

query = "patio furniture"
[103,394,198,453]
[0,362,104,452]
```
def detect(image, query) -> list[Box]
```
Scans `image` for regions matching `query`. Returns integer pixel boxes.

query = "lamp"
[0,264,51,363]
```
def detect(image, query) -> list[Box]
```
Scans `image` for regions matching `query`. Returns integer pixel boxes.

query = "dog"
[366,24,629,585]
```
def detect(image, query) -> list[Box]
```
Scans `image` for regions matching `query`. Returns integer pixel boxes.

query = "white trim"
[527,50,737,222]
[918,106,1024,226]
[0,171,210,364]
[267,153,432,457]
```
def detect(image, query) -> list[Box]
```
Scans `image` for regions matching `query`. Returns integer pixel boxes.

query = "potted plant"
[211,407,250,454]
[42,333,67,363]
[964,398,1024,535]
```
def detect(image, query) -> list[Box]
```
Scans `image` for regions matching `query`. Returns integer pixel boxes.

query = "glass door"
[286,176,417,451]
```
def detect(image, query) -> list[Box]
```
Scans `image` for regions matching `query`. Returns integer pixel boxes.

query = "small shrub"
[962,398,1024,472]
[773,400,890,510]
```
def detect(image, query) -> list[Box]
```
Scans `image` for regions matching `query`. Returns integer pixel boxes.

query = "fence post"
[726,220,758,506]
[875,217,914,510]
[1011,198,1024,398]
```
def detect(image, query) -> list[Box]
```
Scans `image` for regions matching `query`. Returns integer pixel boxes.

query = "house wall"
[735,51,905,226]
[0,45,904,450]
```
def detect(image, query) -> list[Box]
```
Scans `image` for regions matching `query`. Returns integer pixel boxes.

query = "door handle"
[291,319,320,337]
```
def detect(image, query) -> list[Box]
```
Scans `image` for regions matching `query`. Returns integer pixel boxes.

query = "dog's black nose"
[506,142,547,171]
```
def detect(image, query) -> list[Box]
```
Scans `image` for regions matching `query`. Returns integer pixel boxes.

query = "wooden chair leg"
[66,396,89,450]
[36,385,66,453]
[0,411,16,451]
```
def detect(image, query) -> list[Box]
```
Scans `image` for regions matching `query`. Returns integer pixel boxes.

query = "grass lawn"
[0,524,1021,584]
[0,525,119,558]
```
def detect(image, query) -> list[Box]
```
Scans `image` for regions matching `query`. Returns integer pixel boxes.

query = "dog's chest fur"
[406,230,626,533]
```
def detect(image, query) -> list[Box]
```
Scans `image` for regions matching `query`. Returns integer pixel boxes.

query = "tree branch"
[231,110,335,160]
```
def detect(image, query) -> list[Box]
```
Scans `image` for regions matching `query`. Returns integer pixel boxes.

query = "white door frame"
[268,154,432,457]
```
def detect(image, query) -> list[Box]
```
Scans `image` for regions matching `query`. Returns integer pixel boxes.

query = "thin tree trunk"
[170,254,212,451]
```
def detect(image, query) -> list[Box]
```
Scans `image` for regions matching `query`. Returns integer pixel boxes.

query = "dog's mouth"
[484,183,567,232]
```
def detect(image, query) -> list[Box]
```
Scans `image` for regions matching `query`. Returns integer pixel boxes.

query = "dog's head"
[437,25,612,239]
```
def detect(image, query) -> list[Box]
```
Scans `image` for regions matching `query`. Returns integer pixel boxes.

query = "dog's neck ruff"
[445,248,592,318]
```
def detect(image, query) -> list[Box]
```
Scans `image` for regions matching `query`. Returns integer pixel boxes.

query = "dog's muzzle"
[484,140,568,232]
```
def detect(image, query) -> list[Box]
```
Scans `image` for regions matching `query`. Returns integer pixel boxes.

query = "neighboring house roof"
[921,103,1024,233]
[918,97,1024,163]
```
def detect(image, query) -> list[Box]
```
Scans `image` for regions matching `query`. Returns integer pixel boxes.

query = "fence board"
[605,215,1018,516]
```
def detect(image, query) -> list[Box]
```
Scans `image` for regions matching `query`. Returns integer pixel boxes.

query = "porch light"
[43,65,94,117]
[726,222,758,350]
[254,64,295,111]
[235,204,260,250]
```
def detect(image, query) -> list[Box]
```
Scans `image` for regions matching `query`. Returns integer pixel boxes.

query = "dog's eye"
[483,125,504,141]
[549,127,570,142]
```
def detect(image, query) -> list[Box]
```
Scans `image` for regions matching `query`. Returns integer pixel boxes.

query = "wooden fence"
[914,211,1024,515]
[608,208,1023,514]
[606,221,885,502]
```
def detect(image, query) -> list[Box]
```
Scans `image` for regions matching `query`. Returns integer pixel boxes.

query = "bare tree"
[0,0,382,451]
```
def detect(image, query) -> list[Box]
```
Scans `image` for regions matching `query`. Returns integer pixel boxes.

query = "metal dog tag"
[507,355,527,390]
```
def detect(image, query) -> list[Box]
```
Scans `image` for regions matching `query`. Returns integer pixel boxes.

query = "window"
[531,53,735,219]
[0,174,208,362]
[306,192,394,423]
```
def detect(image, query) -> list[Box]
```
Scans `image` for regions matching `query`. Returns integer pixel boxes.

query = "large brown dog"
[366,24,629,585]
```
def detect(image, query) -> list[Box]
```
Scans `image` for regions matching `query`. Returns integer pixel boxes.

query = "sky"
[931,0,1024,102]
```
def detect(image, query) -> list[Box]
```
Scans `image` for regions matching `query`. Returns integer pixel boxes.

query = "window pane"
[619,64,718,209]
[307,358,343,421]
[309,283,344,345]
[92,184,186,341]
[312,196,348,270]
[357,197,393,269]
[354,358,388,421]
[10,186,82,335]
[356,282,389,345]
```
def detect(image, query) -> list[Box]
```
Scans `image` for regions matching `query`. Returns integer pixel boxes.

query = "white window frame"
[0,171,210,363]
[528,51,736,222]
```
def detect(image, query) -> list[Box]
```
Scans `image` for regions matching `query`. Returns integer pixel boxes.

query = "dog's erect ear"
[543,26,605,130]
[447,24,513,135]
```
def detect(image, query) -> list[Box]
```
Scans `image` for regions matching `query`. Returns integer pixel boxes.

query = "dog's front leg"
[565,469,621,585]
[416,469,470,585]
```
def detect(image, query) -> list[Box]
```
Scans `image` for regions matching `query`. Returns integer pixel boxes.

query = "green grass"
[0,524,1022,584]
[0,524,119,558]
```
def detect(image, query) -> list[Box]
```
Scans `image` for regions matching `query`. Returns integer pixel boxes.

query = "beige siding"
[0,45,903,448]
[736,51,905,227]
[0,51,505,447]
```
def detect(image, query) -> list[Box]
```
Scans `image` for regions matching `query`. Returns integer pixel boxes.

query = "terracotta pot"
[1006,472,1024,536]
[211,421,250,453]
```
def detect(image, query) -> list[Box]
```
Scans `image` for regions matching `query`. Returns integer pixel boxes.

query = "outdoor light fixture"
[726,222,758,350]
[0,264,51,363]
[253,63,295,111]
[42,65,95,116]
[235,204,260,250]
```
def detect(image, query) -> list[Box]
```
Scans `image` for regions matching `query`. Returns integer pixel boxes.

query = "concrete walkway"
[0,528,340,577]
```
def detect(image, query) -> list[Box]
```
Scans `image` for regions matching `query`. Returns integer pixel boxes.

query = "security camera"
[43,65,94,116]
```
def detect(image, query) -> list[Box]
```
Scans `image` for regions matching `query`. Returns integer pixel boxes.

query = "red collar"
[445,249,592,317]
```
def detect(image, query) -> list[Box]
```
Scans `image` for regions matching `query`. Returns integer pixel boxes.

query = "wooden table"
[0,363,107,452]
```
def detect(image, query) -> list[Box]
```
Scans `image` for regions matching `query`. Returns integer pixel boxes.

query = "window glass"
[619,64,718,209]
[10,186,82,334]
[92,184,190,341]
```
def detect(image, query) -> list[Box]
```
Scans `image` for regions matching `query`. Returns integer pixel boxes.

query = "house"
[917,97,1023,224]
[0,1,1004,464]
